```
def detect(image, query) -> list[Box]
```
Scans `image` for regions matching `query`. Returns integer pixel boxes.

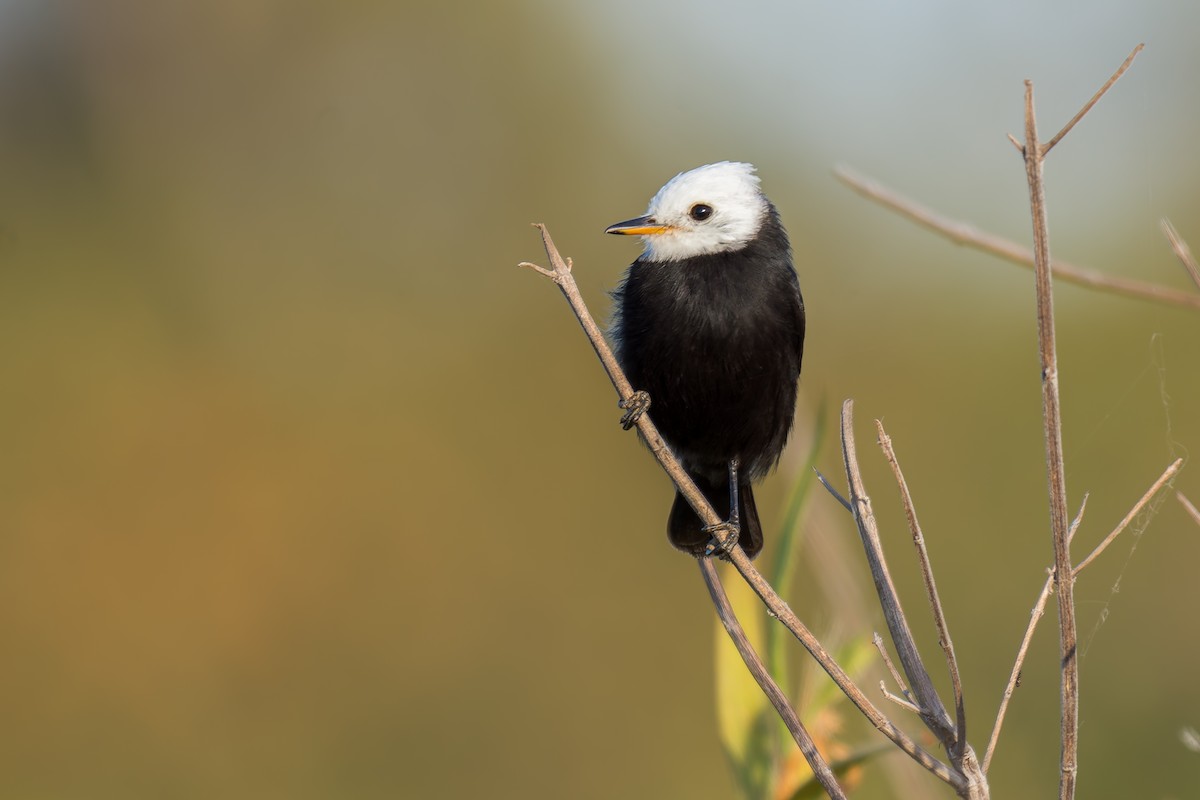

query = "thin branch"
[1020,77,1080,800]
[1179,493,1200,526]
[872,632,912,701]
[841,405,988,798]
[841,401,955,746]
[815,468,854,512]
[881,684,923,715]
[876,420,967,759]
[1161,219,1200,291]
[987,457,1183,771]
[833,167,1200,312]
[521,226,969,795]
[1041,44,1144,155]
[1073,458,1183,575]
[1020,50,1148,796]
[985,495,1087,773]
[699,559,847,800]
[988,570,1050,773]
[1022,77,1080,800]
[519,225,714,528]
[722,542,967,792]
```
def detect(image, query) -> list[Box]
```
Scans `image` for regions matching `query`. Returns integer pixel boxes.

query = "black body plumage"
[610,197,804,558]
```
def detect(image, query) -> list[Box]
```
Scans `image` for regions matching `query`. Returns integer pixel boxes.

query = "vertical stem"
[1021,81,1079,800]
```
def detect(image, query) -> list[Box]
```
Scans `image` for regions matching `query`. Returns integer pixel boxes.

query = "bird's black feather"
[611,204,804,558]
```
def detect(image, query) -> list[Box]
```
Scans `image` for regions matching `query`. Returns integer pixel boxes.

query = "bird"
[606,162,805,559]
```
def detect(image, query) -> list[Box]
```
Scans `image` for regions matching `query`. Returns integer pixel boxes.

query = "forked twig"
[1041,44,1143,155]
[985,497,1089,773]
[841,404,988,797]
[986,458,1184,771]
[832,169,1200,312]
[699,559,847,800]
[872,632,912,702]
[882,684,923,715]
[1014,48,1146,798]
[840,401,955,746]
[1020,79,1075,800]
[1073,458,1184,575]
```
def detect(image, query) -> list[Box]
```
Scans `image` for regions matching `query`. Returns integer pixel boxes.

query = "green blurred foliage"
[1,1,1199,798]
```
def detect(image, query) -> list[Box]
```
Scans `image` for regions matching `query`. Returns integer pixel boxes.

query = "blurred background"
[1,1,1198,797]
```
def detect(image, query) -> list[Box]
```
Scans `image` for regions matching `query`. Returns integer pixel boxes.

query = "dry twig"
[1016,76,1081,800]
[1161,220,1200,291]
[986,456,1182,769]
[1073,458,1184,576]
[1040,44,1143,155]
[877,421,967,758]
[832,168,1200,312]
[840,403,954,744]
[984,496,1088,773]
[1012,46,1149,797]
[699,559,847,799]
[872,632,911,702]
[839,403,988,797]
[1175,493,1200,526]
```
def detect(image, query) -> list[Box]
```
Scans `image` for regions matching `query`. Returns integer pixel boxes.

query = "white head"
[606,162,769,262]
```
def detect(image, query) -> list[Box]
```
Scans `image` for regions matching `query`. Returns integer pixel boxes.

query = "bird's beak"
[605,215,671,236]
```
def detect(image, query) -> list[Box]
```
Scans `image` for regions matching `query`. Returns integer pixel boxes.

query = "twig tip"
[518,261,556,279]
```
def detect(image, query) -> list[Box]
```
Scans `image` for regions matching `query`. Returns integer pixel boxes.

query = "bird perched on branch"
[607,162,805,559]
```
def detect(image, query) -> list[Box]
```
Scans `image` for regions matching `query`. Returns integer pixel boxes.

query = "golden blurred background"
[1,2,1198,797]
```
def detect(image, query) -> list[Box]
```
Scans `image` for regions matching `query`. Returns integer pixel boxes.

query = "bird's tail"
[667,472,763,559]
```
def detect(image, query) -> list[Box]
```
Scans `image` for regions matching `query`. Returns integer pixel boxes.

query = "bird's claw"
[702,520,740,558]
[619,390,651,430]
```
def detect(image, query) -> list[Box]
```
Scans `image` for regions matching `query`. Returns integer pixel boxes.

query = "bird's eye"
[689,203,714,221]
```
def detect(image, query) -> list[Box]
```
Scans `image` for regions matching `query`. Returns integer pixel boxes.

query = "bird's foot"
[702,520,740,558]
[618,390,651,430]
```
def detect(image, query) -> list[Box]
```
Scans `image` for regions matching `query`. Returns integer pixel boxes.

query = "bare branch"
[522,227,969,794]
[984,496,1088,773]
[815,467,854,512]
[988,457,1183,771]
[877,420,967,758]
[1161,219,1200,291]
[699,559,847,800]
[521,225,716,530]
[1041,43,1144,155]
[517,260,556,279]
[841,402,955,745]
[1073,458,1183,575]
[882,683,923,715]
[722,544,967,791]
[1179,493,1200,526]
[833,168,1200,312]
[1019,77,1080,800]
[1019,53,1149,797]
[872,632,912,701]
